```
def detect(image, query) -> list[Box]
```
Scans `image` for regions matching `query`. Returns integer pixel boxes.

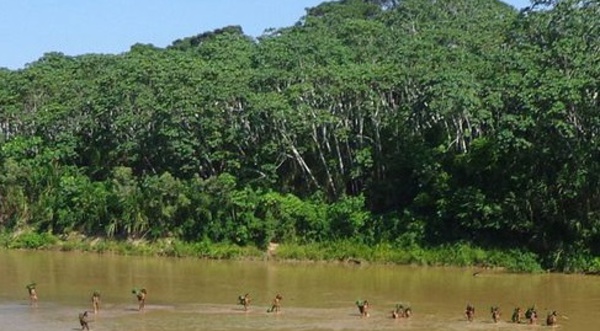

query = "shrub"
[9,232,58,249]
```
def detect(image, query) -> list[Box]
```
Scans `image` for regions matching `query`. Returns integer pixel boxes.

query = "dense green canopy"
[1,0,599,271]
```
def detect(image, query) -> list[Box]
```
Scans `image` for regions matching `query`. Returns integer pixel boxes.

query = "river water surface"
[0,250,598,330]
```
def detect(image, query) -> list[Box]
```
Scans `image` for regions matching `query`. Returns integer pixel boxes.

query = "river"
[0,250,598,330]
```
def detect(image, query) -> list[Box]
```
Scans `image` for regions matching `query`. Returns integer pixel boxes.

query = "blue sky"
[1,0,530,70]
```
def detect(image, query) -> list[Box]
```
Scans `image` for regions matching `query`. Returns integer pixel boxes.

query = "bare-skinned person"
[403,306,412,318]
[91,290,101,314]
[267,293,283,313]
[525,305,538,324]
[392,304,404,319]
[465,303,475,322]
[79,311,91,331]
[546,311,558,326]
[392,304,411,319]
[132,288,147,312]
[26,283,38,307]
[511,307,523,323]
[490,306,501,323]
[356,300,370,318]
[238,293,251,311]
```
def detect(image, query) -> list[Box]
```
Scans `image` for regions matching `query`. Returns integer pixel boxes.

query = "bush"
[504,249,543,273]
[9,232,58,249]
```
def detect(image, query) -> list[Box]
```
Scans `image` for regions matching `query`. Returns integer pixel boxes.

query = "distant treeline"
[1,0,599,272]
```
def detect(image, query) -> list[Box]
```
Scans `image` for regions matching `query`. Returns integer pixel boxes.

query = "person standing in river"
[79,311,91,330]
[138,288,147,311]
[465,303,475,322]
[403,306,412,318]
[511,307,523,323]
[132,288,147,312]
[490,306,501,323]
[267,293,283,313]
[546,311,558,326]
[392,303,411,319]
[356,300,370,318]
[26,283,38,307]
[392,304,404,319]
[91,290,101,314]
[238,293,251,311]
[525,305,538,324]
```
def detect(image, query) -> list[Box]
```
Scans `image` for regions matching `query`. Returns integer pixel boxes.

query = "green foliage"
[274,241,543,272]
[0,0,599,272]
[328,195,370,240]
[8,232,58,249]
[503,250,543,273]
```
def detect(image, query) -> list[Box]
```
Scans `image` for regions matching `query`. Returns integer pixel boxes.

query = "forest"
[1,0,599,272]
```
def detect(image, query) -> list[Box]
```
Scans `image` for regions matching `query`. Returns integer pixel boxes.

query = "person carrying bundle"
[511,307,523,323]
[132,288,147,311]
[26,282,38,307]
[356,299,370,318]
[238,293,251,311]
[79,311,91,330]
[525,305,538,324]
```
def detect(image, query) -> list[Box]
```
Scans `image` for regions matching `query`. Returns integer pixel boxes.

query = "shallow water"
[0,250,598,330]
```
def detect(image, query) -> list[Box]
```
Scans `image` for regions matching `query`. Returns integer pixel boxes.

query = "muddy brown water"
[0,250,598,330]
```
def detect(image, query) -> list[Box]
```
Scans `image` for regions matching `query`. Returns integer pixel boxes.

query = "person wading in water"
[546,311,558,326]
[238,293,251,311]
[356,300,370,318]
[79,311,91,330]
[465,303,475,322]
[132,288,147,312]
[26,283,38,307]
[267,294,283,313]
[91,290,101,314]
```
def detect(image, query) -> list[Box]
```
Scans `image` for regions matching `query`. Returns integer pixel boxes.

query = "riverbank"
[0,231,559,273]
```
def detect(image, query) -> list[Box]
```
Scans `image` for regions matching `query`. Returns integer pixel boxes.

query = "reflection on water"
[0,250,599,330]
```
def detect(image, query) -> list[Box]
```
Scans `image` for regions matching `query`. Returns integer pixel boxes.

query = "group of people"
[391,303,412,319]
[79,288,145,330]
[76,290,102,330]
[77,290,104,330]
[238,295,411,320]
[26,283,562,329]
[237,293,283,313]
[27,284,147,331]
[464,303,560,326]
[354,300,413,319]
[514,305,559,326]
